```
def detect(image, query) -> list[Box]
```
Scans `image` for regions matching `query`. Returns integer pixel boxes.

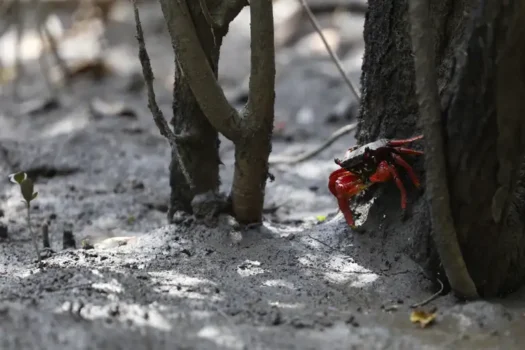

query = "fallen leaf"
[81,239,94,250]
[316,215,327,222]
[410,309,436,328]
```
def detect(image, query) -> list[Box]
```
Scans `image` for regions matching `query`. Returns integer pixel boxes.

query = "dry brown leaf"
[410,309,436,328]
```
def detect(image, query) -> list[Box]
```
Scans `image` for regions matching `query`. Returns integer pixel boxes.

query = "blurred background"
[0,0,365,137]
[0,0,367,240]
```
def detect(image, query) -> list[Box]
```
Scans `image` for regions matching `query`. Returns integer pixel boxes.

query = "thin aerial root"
[410,278,444,308]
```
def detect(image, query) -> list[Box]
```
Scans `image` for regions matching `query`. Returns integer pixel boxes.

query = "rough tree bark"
[358,0,525,297]
[158,0,246,216]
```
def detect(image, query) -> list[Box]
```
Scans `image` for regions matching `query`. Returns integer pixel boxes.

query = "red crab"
[328,135,424,228]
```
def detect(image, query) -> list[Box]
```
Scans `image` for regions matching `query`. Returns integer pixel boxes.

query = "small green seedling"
[9,172,40,263]
[81,239,94,250]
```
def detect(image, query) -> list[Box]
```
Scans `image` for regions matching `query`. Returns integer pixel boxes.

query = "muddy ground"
[1,1,525,349]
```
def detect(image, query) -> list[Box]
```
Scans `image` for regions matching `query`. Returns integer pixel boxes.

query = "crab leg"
[328,168,368,228]
[385,162,408,209]
[392,154,421,188]
[387,135,424,146]
[328,168,350,196]
[393,147,424,156]
[329,169,359,226]
[370,161,408,209]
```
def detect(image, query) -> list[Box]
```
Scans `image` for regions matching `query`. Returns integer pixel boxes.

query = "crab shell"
[335,139,390,170]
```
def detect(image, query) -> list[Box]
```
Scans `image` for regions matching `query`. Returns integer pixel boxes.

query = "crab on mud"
[328,135,424,228]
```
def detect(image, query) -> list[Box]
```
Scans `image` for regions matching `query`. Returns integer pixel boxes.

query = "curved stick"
[408,0,478,299]
[269,123,357,165]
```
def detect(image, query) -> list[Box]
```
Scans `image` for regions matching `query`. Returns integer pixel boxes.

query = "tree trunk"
[358,0,525,297]
[229,0,275,224]
[167,2,239,216]
[169,64,221,214]
[158,0,274,225]
[231,130,273,224]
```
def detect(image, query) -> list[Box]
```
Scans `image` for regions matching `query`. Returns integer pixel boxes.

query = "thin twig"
[298,0,360,101]
[306,235,335,250]
[131,0,176,144]
[131,0,194,190]
[33,0,55,93]
[410,278,444,308]
[269,122,357,165]
[42,19,71,84]
[268,0,362,167]
[13,0,24,99]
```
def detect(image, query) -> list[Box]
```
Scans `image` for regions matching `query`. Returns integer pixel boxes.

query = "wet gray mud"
[1,1,525,349]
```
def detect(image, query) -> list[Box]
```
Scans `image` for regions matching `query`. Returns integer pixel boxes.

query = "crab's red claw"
[335,179,368,227]
[328,168,367,228]
[328,168,349,196]
[330,135,423,226]
[328,169,356,227]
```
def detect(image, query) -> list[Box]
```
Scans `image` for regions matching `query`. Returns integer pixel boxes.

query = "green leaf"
[20,178,35,204]
[9,172,27,184]
[316,215,327,222]
[81,239,94,250]
[32,192,38,200]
